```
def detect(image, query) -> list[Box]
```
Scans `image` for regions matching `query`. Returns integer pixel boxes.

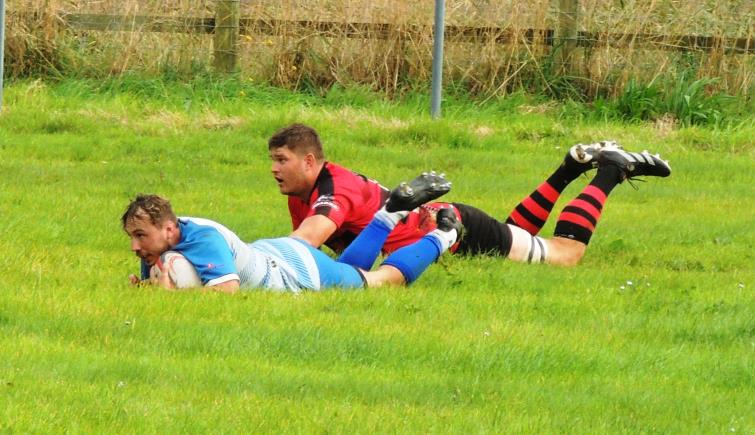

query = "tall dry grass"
[4,0,754,98]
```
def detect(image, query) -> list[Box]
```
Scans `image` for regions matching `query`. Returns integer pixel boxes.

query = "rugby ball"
[150,251,202,289]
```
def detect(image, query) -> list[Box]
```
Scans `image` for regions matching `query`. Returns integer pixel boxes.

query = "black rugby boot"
[597,148,671,183]
[385,171,451,212]
[563,140,622,175]
[436,208,464,242]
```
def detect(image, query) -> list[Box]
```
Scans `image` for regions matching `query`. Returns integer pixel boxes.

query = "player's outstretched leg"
[553,147,671,247]
[377,208,462,285]
[505,141,620,236]
[337,171,452,270]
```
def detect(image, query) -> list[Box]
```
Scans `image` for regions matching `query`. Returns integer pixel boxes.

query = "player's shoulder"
[323,161,351,173]
[324,161,365,181]
[178,217,235,242]
[322,161,383,190]
[180,216,223,233]
[309,162,360,198]
[176,217,247,258]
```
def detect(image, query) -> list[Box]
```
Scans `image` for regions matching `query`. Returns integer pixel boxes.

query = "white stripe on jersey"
[180,217,320,292]
[248,238,321,292]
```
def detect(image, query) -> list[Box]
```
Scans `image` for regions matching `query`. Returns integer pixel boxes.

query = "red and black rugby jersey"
[288,162,433,253]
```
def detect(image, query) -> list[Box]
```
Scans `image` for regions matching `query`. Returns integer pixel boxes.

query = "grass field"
[0,78,753,433]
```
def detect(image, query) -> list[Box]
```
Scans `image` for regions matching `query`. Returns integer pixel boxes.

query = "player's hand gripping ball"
[149,251,202,289]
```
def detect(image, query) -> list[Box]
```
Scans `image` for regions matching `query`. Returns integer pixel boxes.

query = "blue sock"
[381,235,443,284]
[337,218,392,270]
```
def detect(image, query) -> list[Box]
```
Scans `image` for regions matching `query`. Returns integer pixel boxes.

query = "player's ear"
[163,220,179,239]
[304,152,317,169]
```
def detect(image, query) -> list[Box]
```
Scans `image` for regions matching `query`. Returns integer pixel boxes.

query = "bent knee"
[507,225,549,264]
[545,237,586,267]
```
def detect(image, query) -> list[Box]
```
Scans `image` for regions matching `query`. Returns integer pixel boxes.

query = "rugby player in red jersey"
[268,124,671,269]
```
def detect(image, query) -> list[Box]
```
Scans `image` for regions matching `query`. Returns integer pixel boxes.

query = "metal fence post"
[431,0,445,119]
[1,0,6,112]
[556,0,579,74]
[214,0,240,73]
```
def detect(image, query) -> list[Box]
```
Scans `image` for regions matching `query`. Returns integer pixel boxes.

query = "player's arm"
[152,275,239,293]
[177,226,242,292]
[128,259,154,286]
[290,214,338,248]
[128,274,150,286]
[208,279,240,293]
[156,271,240,293]
[150,264,239,292]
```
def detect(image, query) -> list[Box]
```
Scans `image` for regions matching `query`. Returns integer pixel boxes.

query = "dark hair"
[268,123,325,160]
[121,194,177,229]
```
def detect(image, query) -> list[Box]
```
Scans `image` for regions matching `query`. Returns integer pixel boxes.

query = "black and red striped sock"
[505,164,584,235]
[553,166,621,244]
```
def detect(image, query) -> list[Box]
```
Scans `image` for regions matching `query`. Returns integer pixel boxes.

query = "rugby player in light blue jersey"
[123,172,462,292]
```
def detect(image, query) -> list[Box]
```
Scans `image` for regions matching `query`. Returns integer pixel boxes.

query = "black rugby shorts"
[452,203,513,257]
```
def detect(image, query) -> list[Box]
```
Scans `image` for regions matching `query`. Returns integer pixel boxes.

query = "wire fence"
[4,0,754,97]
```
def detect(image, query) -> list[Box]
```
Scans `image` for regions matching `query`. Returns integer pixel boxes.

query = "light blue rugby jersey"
[141,217,329,291]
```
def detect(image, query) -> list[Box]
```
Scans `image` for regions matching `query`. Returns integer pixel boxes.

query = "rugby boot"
[597,147,671,183]
[562,140,622,175]
[386,171,451,212]
[436,208,464,242]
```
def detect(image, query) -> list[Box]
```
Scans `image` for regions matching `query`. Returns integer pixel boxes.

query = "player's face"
[270,146,312,198]
[124,217,172,266]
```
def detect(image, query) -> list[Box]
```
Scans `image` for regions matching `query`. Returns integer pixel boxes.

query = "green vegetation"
[7,0,754,99]
[596,75,741,127]
[0,79,752,433]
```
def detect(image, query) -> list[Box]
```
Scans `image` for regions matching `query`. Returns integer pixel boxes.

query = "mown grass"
[0,78,753,433]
